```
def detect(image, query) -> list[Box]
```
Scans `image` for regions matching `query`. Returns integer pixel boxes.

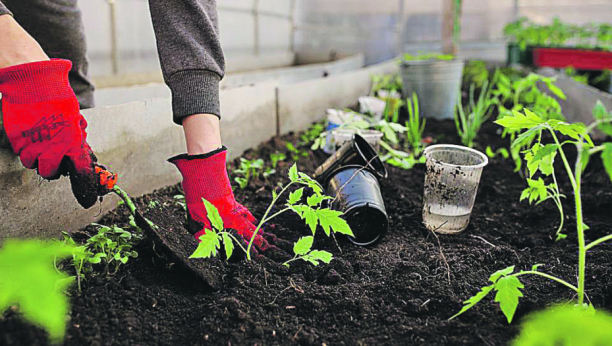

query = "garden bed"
[2,117,612,345]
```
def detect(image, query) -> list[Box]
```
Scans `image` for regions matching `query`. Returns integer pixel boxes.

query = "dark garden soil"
[3,118,612,346]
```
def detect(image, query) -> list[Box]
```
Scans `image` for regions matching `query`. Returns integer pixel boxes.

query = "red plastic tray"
[533,47,612,70]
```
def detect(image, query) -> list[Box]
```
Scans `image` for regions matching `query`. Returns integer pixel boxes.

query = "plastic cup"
[324,109,365,154]
[422,144,488,234]
[333,129,383,152]
[358,96,386,121]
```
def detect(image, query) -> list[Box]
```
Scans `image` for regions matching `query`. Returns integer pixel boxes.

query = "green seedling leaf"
[522,178,548,204]
[307,194,331,207]
[593,100,612,137]
[288,163,299,182]
[316,209,354,237]
[289,205,319,234]
[449,285,495,320]
[495,275,524,323]
[307,250,333,264]
[302,250,333,266]
[190,231,221,259]
[293,236,314,255]
[496,109,546,131]
[511,125,543,149]
[202,199,223,231]
[222,233,234,259]
[490,266,516,283]
[0,240,76,342]
[512,305,612,346]
[602,143,612,184]
[298,172,324,194]
[288,188,304,205]
[531,264,544,271]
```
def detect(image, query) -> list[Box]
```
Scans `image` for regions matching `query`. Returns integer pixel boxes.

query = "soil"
[2,117,612,346]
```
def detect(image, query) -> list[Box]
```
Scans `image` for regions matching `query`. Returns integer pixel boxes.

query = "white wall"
[80,0,296,78]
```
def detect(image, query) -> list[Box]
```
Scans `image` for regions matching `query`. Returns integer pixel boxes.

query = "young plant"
[451,106,612,323]
[234,157,264,189]
[189,199,248,260]
[87,224,140,275]
[405,92,426,156]
[0,239,77,343]
[269,151,286,169]
[286,142,308,162]
[512,305,612,346]
[54,232,104,292]
[283,236,332,267]
[455,80,495,148]
[191,164,354,262]
[370,74,402,97]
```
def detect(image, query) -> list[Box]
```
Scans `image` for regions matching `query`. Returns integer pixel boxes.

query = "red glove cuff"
[0,59,75,105]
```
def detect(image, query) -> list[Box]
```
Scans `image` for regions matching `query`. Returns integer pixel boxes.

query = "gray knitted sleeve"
[0,1,11,16]
[148,0,225,124]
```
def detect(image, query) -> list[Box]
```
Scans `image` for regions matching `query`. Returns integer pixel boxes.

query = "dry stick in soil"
[427,221,451,284]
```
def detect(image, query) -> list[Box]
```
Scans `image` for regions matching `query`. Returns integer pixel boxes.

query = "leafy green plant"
[493,71,567,173]
[87,224,140,274]
[463,60,489,88]
[503,17,612,51]
[485,146,509,160]
[402,53,454,62]
[0,239,77,343]
[405,92,426,156]
[282,236,332,267]
[455,80,496,148]
[286,142,309,162]
[451,106,612,323]
[512,305,612,346]
[189,199,247,260]
[191,164,354,262]
[234,158,264,189]
[53,232,104,292]
[370,74,402,97]
[270,151,286,169]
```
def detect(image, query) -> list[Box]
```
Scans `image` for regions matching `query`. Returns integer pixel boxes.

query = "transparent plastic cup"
[422,144,488,234]
[358,96,386,121]
[324,109,365,154]
[333,129,383,152]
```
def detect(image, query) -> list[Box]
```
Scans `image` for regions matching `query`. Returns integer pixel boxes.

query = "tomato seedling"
[451,105,612,322]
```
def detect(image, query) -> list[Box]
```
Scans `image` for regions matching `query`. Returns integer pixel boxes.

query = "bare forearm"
[0,15,48,69]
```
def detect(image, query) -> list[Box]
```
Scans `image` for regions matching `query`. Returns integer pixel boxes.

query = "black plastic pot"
[326,165,389,246]
[314,134,387,184]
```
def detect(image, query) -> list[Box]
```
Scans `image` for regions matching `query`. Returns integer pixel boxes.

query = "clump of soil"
[2,119,612,346]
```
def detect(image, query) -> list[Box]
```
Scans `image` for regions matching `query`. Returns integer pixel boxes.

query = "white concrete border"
[0,57,398,239]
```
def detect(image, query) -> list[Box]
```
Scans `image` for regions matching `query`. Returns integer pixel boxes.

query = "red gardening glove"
[169,147,274,252]
[0,59,113,208]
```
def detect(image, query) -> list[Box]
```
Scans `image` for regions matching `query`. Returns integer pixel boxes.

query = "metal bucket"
[400,59,464,120]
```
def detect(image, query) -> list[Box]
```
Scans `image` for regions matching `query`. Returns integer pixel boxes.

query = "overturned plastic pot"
[325,165,389,246]
[314,134,387,184]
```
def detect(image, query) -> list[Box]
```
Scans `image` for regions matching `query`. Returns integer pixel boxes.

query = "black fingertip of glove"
[63,155,108,209]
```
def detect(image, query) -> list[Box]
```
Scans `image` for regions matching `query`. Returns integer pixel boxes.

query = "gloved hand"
[169,147,278,253]
[0,59,114,208]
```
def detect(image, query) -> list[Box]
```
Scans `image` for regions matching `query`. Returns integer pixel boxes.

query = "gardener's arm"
[0,12,115,208]
[148,1,282,253]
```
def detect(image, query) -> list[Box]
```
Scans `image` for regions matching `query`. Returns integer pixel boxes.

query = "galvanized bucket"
[400,59,464,120]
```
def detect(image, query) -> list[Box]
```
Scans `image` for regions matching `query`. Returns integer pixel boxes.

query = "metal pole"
[108,0,119,75]
[289,0,297,54]
[513,0,519,20]
[397,0,405,56]
[253,0,260,56]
